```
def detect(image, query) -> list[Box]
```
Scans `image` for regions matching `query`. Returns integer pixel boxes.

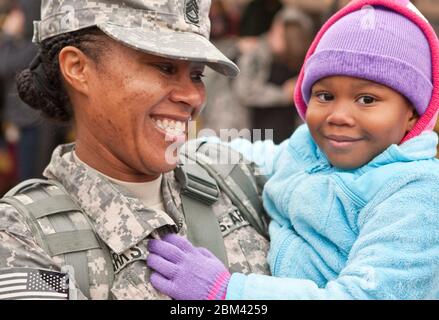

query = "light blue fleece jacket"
[224,124,439,300]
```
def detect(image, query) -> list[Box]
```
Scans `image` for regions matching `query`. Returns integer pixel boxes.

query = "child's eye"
[357,95,377,105]
[315,92,334,102]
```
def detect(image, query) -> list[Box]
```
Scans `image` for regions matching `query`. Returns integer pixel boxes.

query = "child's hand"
[147,234,231,300]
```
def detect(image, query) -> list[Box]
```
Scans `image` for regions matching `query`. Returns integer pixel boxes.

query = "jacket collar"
[356,131,438,174]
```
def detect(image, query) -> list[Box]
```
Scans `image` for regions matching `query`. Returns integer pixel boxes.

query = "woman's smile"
[151,116,189,142]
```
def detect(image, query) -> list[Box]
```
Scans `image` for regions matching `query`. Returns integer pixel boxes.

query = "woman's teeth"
[152,118,186,136]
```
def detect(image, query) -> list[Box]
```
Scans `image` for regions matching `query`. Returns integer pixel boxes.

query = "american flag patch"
[0,268,69,300]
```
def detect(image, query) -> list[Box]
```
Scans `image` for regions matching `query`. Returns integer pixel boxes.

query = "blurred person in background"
[0,0,67,182]
[412,0,439,40]
[238,0,283,64]
[239,0,282,36]
[210,0,235,40]
[0,0,20,194]
[202,0,253,133]
[233,7,315,143]
[0,0,12,24]
[281,0,351,29]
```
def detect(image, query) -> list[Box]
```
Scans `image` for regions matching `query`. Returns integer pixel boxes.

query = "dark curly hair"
[16,27,107,122]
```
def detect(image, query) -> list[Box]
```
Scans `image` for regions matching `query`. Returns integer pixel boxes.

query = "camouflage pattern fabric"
[0,143,270,299]
[33,0,239,77]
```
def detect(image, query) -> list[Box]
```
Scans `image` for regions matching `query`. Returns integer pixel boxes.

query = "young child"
[146,0,439,299]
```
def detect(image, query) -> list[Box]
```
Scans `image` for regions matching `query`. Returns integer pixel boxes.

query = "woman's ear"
[58,46,91,96]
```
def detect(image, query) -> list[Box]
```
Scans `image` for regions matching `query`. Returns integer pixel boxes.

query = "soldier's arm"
[0,34,38,79]
[0,203,87,299]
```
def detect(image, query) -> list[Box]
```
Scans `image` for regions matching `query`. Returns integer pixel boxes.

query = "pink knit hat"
[294,0,439,143]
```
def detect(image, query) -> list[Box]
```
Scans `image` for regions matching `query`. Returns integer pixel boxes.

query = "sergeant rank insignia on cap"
[185,0,200,25]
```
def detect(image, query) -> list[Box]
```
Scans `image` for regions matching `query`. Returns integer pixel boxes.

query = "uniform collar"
[43,143,178,254]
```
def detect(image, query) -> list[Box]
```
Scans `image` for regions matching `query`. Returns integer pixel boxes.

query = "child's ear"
[406,108,419,133]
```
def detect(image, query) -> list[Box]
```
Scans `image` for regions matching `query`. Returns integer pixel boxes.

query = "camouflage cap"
[33,0,239,77]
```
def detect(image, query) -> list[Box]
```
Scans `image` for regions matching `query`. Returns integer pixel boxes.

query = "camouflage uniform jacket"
[0,143,270,299]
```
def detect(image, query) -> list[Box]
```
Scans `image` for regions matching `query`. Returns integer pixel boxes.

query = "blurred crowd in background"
[1,0,439,196]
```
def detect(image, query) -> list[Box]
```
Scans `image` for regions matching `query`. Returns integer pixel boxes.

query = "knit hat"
[294,0,439,143]
[33,0,239,77]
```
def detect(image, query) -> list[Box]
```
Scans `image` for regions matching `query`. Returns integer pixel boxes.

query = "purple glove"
[147,234,231,300]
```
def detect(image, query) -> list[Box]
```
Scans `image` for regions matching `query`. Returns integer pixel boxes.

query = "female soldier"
[0,0,270,300]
